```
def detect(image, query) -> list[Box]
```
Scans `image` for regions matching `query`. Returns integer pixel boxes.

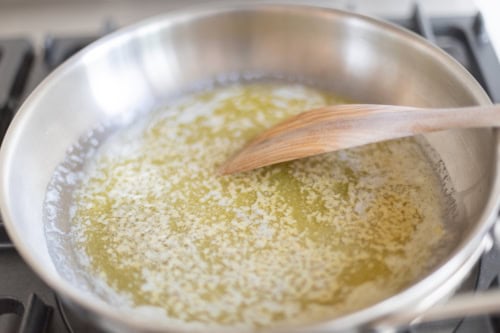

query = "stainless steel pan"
[0,3,499,332]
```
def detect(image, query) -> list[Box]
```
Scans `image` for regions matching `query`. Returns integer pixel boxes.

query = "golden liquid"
[71,84,446,328]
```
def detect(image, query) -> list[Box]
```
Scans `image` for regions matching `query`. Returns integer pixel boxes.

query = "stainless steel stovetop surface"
[0,2,485,41]
[0,0,497,60]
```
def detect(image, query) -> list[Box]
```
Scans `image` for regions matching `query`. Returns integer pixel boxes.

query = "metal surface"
[0,3,499,332]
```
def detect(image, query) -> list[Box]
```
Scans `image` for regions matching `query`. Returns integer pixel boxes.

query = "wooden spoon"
[219,104,499,175]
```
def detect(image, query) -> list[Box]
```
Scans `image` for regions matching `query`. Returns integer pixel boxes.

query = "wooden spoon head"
[218,104,425,175]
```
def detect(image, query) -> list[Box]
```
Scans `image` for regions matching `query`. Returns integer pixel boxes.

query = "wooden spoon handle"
[219,104,500,175]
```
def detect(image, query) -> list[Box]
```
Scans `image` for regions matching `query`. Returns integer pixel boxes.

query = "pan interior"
[43,80,462,329]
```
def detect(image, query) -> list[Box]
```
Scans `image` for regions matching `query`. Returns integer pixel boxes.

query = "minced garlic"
[70,84,446,329]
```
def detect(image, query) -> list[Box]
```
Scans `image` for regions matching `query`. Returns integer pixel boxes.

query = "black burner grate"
[0,39,33,250]
[0,39,33,140]
[392,5,500,103]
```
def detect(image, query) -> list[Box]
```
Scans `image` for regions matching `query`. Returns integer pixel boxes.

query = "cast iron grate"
[0,39,33,250]
[391,5,500,103]
[0,295,52,333]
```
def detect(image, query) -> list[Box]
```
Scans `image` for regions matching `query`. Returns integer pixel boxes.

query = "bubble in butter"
[69,84,447,329]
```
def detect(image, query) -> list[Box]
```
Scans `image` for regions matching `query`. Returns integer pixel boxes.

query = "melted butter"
[71,84,446,328]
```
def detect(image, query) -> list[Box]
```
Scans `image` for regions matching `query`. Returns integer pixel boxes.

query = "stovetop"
[1,5,500,333]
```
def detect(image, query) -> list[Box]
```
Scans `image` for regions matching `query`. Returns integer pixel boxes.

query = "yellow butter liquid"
[71,84,446,329]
